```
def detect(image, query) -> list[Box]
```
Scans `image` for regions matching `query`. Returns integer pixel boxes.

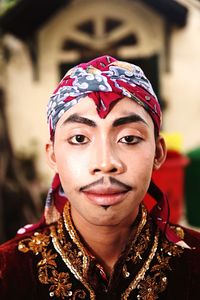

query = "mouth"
[82,187,130,206]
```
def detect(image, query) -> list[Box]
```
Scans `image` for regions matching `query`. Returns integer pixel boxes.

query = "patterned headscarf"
[47,55,161,140]
[18,56,189,249]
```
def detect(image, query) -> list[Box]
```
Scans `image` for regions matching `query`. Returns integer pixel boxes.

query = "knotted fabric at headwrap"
[47,55,161,140]
[17,56,190,249]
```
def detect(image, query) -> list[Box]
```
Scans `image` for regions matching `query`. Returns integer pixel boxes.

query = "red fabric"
[0,225,200,299]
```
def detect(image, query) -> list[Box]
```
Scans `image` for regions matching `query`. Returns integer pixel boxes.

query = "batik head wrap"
[18,56,189,248]
[47,55,161,140]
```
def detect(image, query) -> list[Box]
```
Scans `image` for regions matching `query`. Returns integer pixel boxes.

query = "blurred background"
[0,0,200,243]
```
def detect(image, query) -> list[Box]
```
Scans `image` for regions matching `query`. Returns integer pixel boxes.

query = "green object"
[0,0,19,16]
[185,147,200,227]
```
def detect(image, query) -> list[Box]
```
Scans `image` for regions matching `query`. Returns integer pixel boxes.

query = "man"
[0,56,199,299]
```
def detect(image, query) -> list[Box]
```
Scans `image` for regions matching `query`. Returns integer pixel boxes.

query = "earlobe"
[153,135,167,170]
[45,141,58,172]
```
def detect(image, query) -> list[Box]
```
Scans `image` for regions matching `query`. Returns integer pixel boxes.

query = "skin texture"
[46,96,166,273]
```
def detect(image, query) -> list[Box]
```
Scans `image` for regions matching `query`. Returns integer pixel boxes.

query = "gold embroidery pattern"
[18,203,185,300]
[122,206,149,279]
[50,204,96,300]
[72,290,87,300]
[125,226,151,268]
[63,203,90,276]
[122,232,184,300]
[18,232,50,254]
[136,237,183,300]
[49,270,72,298]
[18,231,74,299]
[137,274,166,300]
[121,228,159,300]
[120,203,185,300]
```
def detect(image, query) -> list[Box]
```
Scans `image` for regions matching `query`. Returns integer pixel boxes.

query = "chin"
[90,219,121,227]
[88,208,124,226]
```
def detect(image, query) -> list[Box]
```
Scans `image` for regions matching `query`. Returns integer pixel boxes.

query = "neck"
[69,206,139,275]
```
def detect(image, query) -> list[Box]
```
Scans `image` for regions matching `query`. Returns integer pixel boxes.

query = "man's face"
[46,97,166,227]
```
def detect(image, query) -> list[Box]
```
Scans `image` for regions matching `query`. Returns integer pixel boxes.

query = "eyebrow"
[60,113,148,128]
[112,114,148,127]
[61,113,96,128]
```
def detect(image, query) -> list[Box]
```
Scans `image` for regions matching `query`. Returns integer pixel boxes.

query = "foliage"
[0,0,20,16]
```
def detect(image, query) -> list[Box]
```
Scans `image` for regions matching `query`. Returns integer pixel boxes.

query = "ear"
[153,135,167,170]
[45,141,58,173]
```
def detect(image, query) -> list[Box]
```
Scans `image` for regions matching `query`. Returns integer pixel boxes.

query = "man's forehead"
[61,95,147,114]
[58,96,152,129]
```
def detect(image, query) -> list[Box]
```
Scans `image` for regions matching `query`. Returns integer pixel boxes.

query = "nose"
[89,139,125,175]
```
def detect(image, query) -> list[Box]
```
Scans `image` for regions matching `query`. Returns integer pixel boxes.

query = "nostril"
[93,168,101,173]
[110,168,117,173]
[93,167,118,174]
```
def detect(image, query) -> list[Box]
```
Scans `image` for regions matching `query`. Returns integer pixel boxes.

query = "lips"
[82,187,130,206]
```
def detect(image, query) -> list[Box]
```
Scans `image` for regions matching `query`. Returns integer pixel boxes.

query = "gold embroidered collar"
[18,202,184,299]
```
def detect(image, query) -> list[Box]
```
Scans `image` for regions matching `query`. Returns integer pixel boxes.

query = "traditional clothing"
[0,202,200,299]
[0,56,200,299]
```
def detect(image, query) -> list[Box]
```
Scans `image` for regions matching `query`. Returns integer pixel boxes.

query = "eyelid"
[118,135,142,144]
[68,134,90,145]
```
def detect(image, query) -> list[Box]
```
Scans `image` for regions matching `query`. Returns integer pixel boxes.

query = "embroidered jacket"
[0,203,200,300]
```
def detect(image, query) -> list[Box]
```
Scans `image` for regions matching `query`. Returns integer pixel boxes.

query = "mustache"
[79,176,133,192]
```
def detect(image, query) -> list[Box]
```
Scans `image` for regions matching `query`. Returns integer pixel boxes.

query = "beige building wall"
[5,39,50,182]
[163,3,200,151]
[3,0,200,185]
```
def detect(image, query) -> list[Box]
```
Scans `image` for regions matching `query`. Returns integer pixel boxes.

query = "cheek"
[126,147,155,183]
[54,146,90,187]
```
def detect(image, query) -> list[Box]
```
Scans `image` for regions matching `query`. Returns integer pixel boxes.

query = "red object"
[144,150,189,224]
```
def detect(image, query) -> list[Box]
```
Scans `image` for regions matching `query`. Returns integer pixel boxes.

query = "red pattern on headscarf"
[47,55,161,140]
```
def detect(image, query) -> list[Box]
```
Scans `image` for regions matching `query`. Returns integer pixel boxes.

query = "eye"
[68,134,90,145]
[119,135,142,145]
